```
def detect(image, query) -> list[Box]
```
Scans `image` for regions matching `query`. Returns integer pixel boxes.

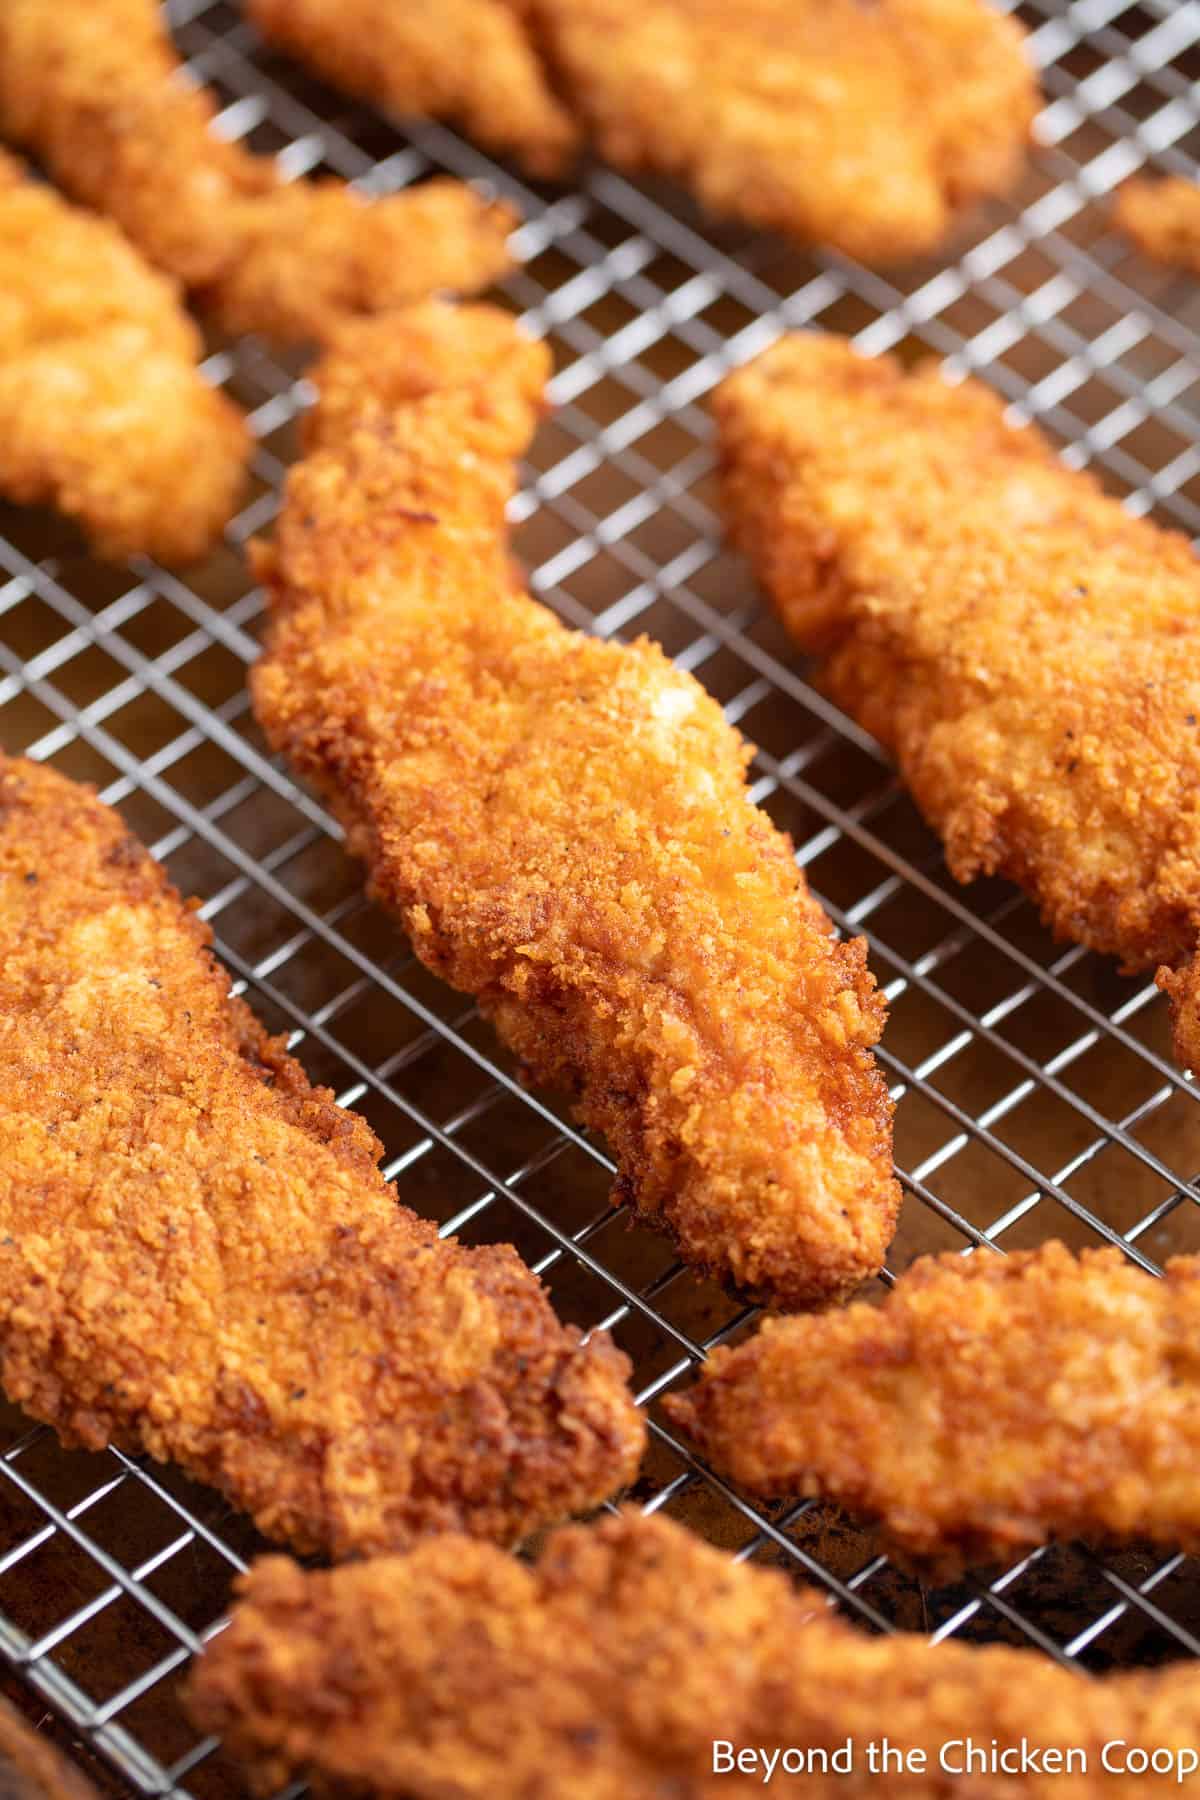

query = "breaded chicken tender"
[0,153,246,564]
[188,1510,1200,1799]
[1115,176,1200,277]
[248,0,1036,265]
[533,0,1037,265]
[667,1242,1200,1573]
[0,1695,98,1800]
[0,755,642,1557]
[717,334,1200,1050]
[247,0,578,179]
[249,303,898,1310]
[0,0,516,344]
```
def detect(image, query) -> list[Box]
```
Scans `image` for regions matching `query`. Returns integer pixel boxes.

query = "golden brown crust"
[0,152,247,564]
[0,0,517,344]
[249,300,898,1310]
[1114,177,1200,276]
[248,0,579,179]
[533,0,1037,264]
[0,754,643,1556]
[667,1242,1200,1573]
[716,332,1200,981]
[0,1697,96,1800]
[248,0,1037,263]
[1158,960,1200,1072]
[188,1511,1200,1799]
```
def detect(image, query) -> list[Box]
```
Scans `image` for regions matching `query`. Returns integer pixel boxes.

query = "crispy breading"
[187,1510,1200,1799]
[532,0,1037,265]
[0,1695,98,1800]
[1159,961,1200,1072]
[0,152,246,564]
[249,301,898,1310]
[1115,176,1200,276]
[666,1242,1200,1573]
[247,0,578,179]
[246,0,1036,265]
[716,333,1200,1003]
[0,0,517,344]
[0,755,643,1557]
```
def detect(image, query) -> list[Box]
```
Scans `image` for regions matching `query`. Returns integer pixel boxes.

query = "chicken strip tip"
[666,1241,1200,1573]
[0,151,247,565]
[1114,175,1200,279]
[247,0,579,179]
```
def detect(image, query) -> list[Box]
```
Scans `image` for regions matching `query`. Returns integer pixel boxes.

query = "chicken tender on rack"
[1115,176,1200,277]
[0,755,642,1558]
[188,1510,1200,1799]
[716,333,1200,1060]
[533,0,1037,265]
[247,0,578,180]
[0,0,516,344]
[0,153,247,564]
[250,301,898,1310]
[667,1242,1200,1573]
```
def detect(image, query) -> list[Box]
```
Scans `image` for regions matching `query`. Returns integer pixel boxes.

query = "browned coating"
[716,332,1200,1065]
[187,1510,1200,1798]
[0,754,643,1557]
[246,0,1036,266]
[0,0,517,345]
[0,152,247,565]
[667,1242,1200,1573]
[249,300,899,1310]
[532,0,1036,263]
[247,0,579,179]
[1159,962,1200,1073]
[1115,176,1200,276]
[0,1697,96,1800]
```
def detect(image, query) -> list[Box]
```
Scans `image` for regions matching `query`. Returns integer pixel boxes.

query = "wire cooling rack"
[3,0,1200,1791]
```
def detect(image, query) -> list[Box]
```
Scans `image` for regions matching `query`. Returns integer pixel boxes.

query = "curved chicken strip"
[667,1242,1200,1573]
[717,333,1200,1047]
[250,301,898,1310]
[1115,176,1200,277]
[0,0,516,344]
[247,0,578,179]
[533,0,1037,265]
[0,755,642,1557]
[0,153,246,564]
[188,1511,1200,1799]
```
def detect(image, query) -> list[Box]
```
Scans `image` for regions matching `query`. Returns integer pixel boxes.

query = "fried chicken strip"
[0,0,516,344]
[1115,176,1200,277]
[249,301,898,1310]
[666,1242,1200,1572]
[533,0,1037,265]
[716,333,1200,1050]
[0,153,247,564]
[248,0,1036,265]
[0,1696,98,1800]
[188,1510,1200,1799]
[247,0,578,180]
[0,755,642,1556]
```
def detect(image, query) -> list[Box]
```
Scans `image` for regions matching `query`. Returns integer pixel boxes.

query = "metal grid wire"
[3,0,1200,1790]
